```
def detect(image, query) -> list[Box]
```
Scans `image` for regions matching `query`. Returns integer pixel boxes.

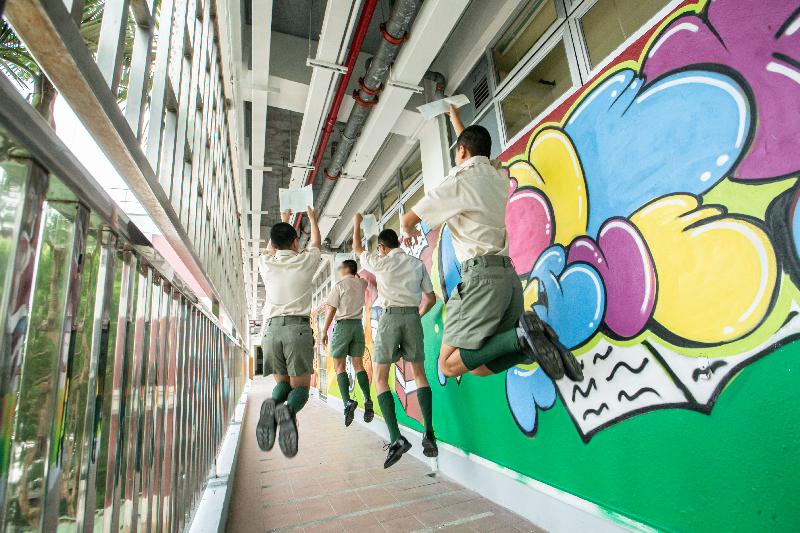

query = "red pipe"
[295,0,378,229]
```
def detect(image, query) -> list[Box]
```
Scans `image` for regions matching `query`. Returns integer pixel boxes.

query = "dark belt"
[384,306,418,315]
[336,318,362,323]
[268,315,309,326]
[461,255,512,271]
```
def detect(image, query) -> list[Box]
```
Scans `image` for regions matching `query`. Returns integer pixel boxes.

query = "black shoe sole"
[256,399,277,451]
[422,440,438,458]
[276,404,298,458]
[344,400,357,427]
[364,401,374,423]
[543,322,584,382]
[384,440,412,469]
[519,312,564,380]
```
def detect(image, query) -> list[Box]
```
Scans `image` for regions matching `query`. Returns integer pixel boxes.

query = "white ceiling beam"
[249,0,272,317]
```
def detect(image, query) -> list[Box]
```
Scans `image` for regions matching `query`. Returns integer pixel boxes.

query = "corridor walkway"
[227,377,545,533]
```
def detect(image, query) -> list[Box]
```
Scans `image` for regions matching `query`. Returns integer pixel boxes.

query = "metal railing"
[0,70,247,532]
[3,0,248,334]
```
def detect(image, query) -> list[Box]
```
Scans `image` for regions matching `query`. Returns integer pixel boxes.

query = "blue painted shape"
[506,366,557,435]
[530,245,606,349]
[792,191,800,258]
[565,68,751,236]
[439,225,462,299]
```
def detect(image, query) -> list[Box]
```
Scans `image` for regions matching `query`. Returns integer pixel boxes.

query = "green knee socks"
[336,372,351,402]
[417,386,434,436]
[286,387,309,413]
[356,370,371,402]
[272,381,292,403]
[377,391,401,442]
[459,329,521,371]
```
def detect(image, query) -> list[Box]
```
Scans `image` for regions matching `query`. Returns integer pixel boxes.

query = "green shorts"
[330,319,365,358]
[261,315,314,377]
[444,255,524,351]
[374,307,425,364]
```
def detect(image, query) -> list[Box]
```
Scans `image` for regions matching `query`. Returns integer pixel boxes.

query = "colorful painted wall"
[324,1,800,530]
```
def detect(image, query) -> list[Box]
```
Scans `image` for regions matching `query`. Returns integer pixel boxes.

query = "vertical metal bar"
[145,0,177,170]
[75,230,118,533]
[160,290,179,533]
[149,279,170,533]
[101,250,137,533]
[0,159,48,526]
[95,0,132,92]
[125,4,157,136]
[41,203,90,531]
[121,263,152,533]
[138,273,160,533]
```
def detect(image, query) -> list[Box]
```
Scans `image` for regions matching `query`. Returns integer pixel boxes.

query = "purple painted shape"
[507,180,554,276]
[567,218,656,338]
[642,0,800,181]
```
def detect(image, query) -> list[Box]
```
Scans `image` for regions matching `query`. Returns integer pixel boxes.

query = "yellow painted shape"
[631,195,777,344]
[507,129,587,245]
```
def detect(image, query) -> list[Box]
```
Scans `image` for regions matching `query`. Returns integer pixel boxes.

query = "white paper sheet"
[360,214,379,238]
[278,184,314,213]
[416,94,470,120]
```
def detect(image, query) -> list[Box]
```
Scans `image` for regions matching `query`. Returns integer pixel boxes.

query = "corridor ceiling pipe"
[314,0,423,213]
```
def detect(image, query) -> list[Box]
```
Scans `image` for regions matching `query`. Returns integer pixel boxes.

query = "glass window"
[500,41,572,140]
[400,148,422,191]
[382,211,401,236]
[580,0,671,68]
[381,179,399,213]
[404,184,426,214]
[492,0,559,83]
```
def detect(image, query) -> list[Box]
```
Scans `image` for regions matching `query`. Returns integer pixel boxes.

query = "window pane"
[381,180,399,213]
[581,0,671,68]
[500,41,572,140]
[404,184,426,215]
[383,212,401,236]
[400,149,422,191]
[492,0,558,83]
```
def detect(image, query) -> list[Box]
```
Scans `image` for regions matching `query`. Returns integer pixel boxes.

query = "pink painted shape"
[567,218,656,338]
[506,182,555,276]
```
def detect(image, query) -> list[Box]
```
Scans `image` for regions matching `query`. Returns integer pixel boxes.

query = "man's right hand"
[353,213,363,226]
[322,333,328,347]
[280,210,292,223]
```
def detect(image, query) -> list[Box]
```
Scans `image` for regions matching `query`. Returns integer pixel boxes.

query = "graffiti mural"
[430,0,800,441]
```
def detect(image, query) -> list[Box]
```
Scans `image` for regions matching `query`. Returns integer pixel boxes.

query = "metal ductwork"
[314,0,423,212]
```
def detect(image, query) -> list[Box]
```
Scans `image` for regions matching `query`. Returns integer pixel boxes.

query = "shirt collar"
[275,249,298,257]
[386,248,403,258]
[450,155,496,177]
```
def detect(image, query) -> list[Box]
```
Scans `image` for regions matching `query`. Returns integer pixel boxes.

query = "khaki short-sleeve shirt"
[259,247,322,318]
[359,248,433,308]
[327,275,367,319]
[412,155,509,264]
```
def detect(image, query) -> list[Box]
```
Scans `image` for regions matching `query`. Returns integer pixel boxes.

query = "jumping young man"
[352,215,437,468]
[401,105,583,382]
[321,259,373,426]
[256,207,322,457]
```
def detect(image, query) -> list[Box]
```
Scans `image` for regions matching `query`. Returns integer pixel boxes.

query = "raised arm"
[448,104,465,136]
[306,207,321,249]
[352,213,365,256]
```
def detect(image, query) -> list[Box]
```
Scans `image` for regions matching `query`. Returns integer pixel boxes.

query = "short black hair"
[378,229,400,249]
[340,259,358,275]
[456,125,492,158]
[270,222,297,250]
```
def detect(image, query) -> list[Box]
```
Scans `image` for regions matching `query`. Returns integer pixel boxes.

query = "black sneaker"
[422,433,438,458]
[383,436,412,469]
[542,321,584,382]
[363,399,374,423]
[256,399,277,451]
[275,403,298,458]
[344,399,358,427]
[517,311,564,380]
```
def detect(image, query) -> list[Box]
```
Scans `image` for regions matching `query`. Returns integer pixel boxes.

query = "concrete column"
[419,79,452,191]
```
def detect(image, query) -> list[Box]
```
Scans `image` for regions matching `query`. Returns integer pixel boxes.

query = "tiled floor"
[226,377,545,533]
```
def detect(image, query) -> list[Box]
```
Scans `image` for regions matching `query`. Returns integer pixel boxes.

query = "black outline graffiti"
[605,358,649,381]
[582,403,609,420]
[691,360,727,382]
[572,378,598,402]
[618,387,661,403]
[593,346,612,365]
